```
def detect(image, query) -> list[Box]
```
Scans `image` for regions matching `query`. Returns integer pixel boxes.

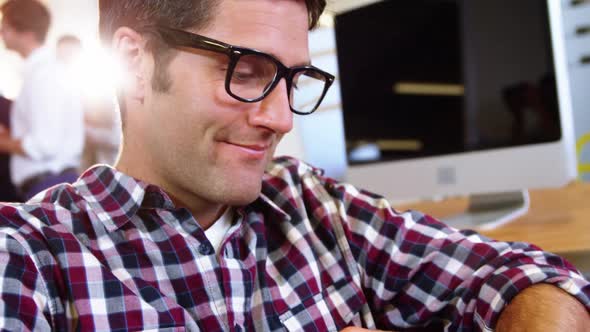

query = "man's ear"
[112,27,151,103]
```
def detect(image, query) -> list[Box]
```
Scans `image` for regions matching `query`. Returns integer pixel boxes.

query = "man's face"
[136,0,309,209]
[57,41,82,65]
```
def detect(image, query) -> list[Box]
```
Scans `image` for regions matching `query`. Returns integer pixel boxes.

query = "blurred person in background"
[56,34,83,66]
[81,95,121,167]
[0,0,84,201]
[56,34,121,168]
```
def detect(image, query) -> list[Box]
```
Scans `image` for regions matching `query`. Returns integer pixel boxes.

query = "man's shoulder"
[0,183,85,231]
[263,156,390,207]
[0,184,87,286]
[262,156,350,205]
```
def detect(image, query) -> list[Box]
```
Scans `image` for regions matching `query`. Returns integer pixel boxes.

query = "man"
[56,34,83,66]
[0,0,588,331]
[54,33,122,168]
[0,0,84,201]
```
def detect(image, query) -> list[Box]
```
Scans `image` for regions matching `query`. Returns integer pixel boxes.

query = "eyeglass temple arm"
[156,26,231,55]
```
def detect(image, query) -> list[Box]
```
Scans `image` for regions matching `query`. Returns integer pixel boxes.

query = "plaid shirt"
[0,157,588,331]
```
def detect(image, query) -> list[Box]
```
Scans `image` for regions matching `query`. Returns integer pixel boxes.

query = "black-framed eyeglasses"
[154,26,335,115]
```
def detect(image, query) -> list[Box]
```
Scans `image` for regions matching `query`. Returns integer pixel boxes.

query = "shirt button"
[198,242,214,255]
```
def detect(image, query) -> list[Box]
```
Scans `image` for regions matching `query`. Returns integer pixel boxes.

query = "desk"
[397,181,590,275]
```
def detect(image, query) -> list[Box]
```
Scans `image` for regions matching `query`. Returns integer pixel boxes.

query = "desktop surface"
[396,181,590,255]
[397,181,590,277]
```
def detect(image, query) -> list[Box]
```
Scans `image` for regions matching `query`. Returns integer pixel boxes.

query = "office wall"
[562,2,590,181]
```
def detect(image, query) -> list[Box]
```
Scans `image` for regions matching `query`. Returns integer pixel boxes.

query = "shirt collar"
[76,164,291,232]
[76,164,175,232]
[244,173,292,223]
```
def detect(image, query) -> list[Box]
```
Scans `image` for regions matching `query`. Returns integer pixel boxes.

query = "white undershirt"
[204,208,233,256]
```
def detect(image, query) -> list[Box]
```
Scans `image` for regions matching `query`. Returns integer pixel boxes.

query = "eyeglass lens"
[229,54,278,100]
[291,70,329,114]
[229,54,328,114]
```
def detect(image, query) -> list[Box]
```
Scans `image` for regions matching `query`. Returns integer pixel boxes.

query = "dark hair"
[0,0,50,43]
[99,0,326,91]
[99,0,326,45]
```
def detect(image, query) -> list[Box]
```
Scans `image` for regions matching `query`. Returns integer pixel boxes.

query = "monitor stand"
[443,190,530,231]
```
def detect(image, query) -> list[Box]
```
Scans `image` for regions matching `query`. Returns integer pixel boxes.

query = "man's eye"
[233,71,256,81]
[234,71,256,79]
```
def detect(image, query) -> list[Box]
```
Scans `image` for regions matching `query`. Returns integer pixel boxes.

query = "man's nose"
[248,79,293,135]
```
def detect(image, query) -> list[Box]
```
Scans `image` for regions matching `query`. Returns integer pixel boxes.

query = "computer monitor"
[335,0,577,230]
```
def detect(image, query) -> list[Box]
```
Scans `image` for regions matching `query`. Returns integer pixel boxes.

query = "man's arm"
[324,178,590,330]
[0,125,25,155]
[496,283,590,331]
[341,284,590,332]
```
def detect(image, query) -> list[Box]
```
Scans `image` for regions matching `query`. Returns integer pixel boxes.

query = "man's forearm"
[342,284,589,332]
[496,283,590,331]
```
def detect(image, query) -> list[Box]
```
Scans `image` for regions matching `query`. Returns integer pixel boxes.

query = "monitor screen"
[335,0,577,203]
[337,0,560,164]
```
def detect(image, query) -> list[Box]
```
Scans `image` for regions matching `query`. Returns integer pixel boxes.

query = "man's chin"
[221,184,262,207]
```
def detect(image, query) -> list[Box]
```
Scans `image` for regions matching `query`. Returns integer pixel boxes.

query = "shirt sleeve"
[328,181,590,331]
[0,231,53,331]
